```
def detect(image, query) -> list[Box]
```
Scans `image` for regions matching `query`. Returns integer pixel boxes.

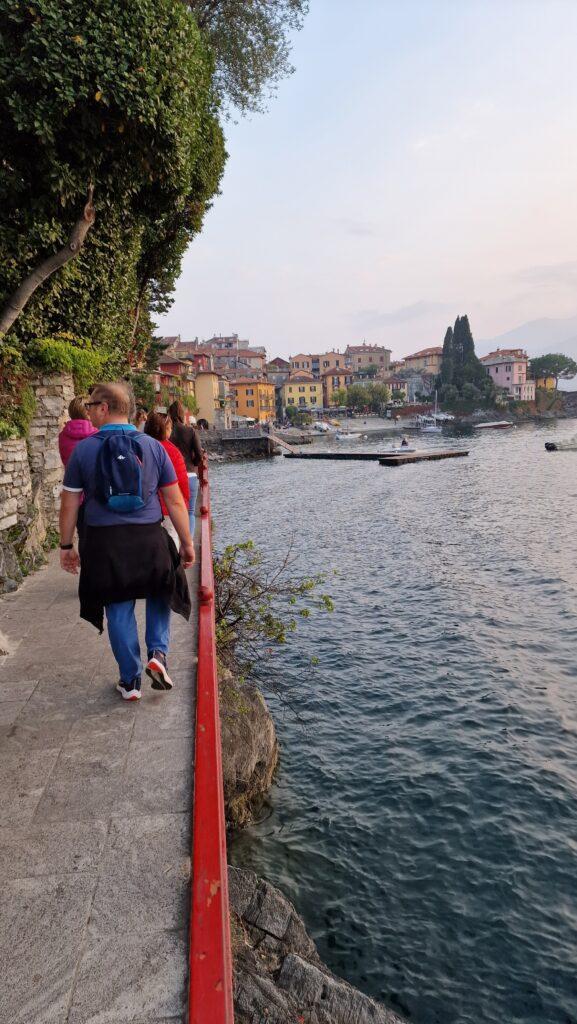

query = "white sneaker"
[116,677,142,701]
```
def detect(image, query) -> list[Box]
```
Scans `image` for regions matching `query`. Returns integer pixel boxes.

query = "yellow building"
[322,368,351,406]
[535,376,556,390]
[194,371,232,429]
[282,372,323,412]
[230,378,276,422]
[402,347,443,373]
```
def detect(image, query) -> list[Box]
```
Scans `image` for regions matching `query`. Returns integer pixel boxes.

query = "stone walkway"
[0,544,199,1024]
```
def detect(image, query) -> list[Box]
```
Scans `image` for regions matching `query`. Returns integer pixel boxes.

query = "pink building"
[480,349,536,401]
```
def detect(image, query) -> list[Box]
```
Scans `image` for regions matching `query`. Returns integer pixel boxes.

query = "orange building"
[322,368,352,406]
[230,378,275,422]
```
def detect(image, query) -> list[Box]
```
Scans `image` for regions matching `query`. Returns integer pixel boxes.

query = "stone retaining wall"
[0,372,74,593]
[28,374,75,525]
[0,439,31,534]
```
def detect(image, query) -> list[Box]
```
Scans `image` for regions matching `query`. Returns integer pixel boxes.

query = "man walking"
[59,382,195,702]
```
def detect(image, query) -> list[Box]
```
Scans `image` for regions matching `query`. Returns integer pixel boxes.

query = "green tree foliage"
[0,0,225,356]
[440,326,454,387]
[331,387,348,406]
[189,0,309,114]
[346,382,391,413]
[213,538,333,687]
[529,353,577,389]
[438,315,495,407]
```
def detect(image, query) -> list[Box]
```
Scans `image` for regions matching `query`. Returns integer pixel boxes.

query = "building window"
[506,365,511,372]
[495,366,499,373]
[287,398,294,405]
[310,397,317,404]
[323,361,328,368]
[247,400,255,407]
[288,387,293,393]
[299,397,306,406]
[246,388,254,395]
[380,357,384,362]
[311,385,316,391]
[336,360,340,366]
[299,386,305,393]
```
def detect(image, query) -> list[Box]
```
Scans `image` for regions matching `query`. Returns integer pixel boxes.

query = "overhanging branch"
[0,185,96,339]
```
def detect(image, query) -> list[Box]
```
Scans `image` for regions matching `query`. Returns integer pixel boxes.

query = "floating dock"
[379,449,469,466]
[283,449,469,463]
[284,451,395,461]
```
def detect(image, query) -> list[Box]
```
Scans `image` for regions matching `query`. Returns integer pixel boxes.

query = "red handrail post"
[189,456,234,1023]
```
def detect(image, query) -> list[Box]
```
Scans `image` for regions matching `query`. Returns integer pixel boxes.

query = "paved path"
[0,543,199,1024]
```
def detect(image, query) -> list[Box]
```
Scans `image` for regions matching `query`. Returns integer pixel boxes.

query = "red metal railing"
[189,456,234,1023]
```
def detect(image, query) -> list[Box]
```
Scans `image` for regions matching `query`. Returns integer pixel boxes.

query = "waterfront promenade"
[0,544,199,1024]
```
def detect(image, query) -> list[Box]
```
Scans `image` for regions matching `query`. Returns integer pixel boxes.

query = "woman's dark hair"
[143,411,169,441]
[168,400,185,425]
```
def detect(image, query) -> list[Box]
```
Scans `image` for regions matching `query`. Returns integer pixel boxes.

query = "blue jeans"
[187,473,199,532]
[105,596,171,683]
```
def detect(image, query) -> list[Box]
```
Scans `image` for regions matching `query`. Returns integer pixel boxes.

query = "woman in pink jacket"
[58,398,97,547]
[58,397,97,466]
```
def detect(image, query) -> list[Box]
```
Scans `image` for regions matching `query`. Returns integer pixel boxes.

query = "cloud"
[348,301,451,331]
[513,261,577,289]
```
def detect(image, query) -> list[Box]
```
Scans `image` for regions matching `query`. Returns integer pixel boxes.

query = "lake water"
[211,420,577,1024]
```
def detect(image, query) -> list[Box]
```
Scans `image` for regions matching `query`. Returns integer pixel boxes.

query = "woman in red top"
[143,412,190,521]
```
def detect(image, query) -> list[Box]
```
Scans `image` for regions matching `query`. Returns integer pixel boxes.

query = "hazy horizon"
[158,0,577,362]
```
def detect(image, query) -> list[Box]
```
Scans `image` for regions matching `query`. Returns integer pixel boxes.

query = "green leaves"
[0,0,225,350]
[213,537,334,687]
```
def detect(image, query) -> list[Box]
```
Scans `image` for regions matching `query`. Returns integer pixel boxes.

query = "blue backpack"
[95,433,147,513]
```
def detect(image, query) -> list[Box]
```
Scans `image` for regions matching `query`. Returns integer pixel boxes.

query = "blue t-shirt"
[62,424,177,526]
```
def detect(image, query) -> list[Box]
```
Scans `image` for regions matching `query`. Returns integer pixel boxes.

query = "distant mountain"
[480,315,577,358]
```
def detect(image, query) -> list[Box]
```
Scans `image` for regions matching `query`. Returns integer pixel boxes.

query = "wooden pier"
[283,449,469,464]
[379,449,469,466]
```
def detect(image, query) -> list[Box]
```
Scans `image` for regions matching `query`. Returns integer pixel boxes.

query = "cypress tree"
[452,316,465,389]
[440,326,454,387]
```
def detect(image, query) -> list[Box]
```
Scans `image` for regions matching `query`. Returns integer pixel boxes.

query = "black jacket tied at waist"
[79,522,191,632]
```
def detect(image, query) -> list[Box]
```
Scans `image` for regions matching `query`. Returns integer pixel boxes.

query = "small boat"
[335,431,361,441]
[473,421,514,430]
[545,437,577,451]
[417,390,442,433]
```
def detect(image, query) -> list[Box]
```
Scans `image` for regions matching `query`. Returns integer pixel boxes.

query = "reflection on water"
[211,420,577,1024]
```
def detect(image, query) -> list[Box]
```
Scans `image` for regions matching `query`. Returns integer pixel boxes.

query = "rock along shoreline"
[220,672,405,1024]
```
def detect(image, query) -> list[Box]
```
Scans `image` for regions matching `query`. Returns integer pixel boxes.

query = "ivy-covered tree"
[0,0,225,349]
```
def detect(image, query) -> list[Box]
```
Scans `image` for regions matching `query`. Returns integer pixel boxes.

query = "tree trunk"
[0,186,96,339]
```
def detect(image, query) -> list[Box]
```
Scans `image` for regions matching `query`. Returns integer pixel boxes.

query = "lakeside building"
[265,357,291,385]
[194,370,232,429]
[229,378,275,422]
[345,343,391,372]
[402,346,443,374]
[289,351,345,376]
[480,349,536,401]
[281,372,323,412]
[534,375,556,390]
[321,368,353,407]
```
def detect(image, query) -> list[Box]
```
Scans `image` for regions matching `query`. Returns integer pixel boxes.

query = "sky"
[157,0,577,361]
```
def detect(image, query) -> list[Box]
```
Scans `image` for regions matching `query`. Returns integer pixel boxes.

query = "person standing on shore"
[59,382,195,702]
[167,401,203,530]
